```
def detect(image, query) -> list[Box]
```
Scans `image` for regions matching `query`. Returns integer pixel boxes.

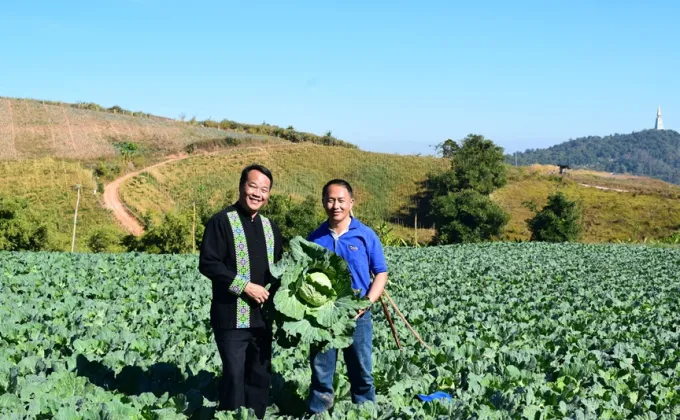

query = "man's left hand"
[354,301,372,320]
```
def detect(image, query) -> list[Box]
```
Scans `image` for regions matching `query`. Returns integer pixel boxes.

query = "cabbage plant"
[268,236,367,350]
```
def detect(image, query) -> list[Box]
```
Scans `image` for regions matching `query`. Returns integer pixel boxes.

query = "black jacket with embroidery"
[198,202,284,330]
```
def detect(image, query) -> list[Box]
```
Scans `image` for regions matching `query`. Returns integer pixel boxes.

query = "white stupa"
[655,106,664,130]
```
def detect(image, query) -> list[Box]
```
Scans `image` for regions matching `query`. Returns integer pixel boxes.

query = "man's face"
[323,184,353,223]
[239,170,271,214]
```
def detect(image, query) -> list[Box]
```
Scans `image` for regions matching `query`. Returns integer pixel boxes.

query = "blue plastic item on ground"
[415,391,453,402]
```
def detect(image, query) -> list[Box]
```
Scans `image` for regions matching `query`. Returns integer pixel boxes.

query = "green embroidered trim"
[227,211,276,329]
[227,212,251,328]
[261,216,275,266]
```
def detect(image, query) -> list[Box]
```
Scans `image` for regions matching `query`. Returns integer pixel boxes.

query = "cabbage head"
[299,271,335,307]
[267,236,367,350]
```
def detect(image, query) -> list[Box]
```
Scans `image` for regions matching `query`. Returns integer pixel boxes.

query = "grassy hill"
[508,129,680,184]
[119,143,448,242]
[496,165,680,242]
[119,145,680,244]
[0,97,353,161]
[1,96,679,249]
[0,158,121,251]
[1,144,678,250]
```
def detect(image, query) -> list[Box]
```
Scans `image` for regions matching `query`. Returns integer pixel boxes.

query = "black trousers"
[213,327,272,419]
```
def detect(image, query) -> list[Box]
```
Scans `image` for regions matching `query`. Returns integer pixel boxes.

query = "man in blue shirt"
[306,179,388,414]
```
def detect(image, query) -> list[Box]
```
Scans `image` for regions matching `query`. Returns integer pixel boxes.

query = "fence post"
[414,214,418,245]
[192,202,196,253]
[71,184,81,252]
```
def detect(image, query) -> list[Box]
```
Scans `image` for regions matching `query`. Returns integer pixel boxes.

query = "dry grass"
[515,164,680,197]
[119,143,448,238]
[495,169,680,242]
[0,97,276,161]
[121,151,680,244]
[3,141,678,250]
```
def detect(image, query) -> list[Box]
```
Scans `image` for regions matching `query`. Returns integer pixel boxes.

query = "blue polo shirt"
[307,217,388,297]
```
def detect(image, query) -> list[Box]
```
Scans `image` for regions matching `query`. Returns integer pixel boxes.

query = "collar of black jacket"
[233,200,260,221]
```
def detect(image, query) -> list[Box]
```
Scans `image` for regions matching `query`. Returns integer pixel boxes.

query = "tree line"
[507,129,680,184]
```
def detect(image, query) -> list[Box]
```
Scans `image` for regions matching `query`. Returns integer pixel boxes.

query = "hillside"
[0,97,353,161]
[495,165,680,242]
[508,129,680,184]
[0,158,121,251]
[119,145,680,244]
[118,143,448,241]
[1,96,679,249]
[1,143,679,250]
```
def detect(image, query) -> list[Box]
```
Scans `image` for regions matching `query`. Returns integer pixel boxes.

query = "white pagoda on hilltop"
[655,106,664,130]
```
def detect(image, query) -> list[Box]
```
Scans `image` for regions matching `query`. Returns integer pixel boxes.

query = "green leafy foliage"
[260,195,325,249]
[124,211,202,254]
[268,237,367,351]
[525,191,584,242]
[2,243,680,418]
[0,195,51,251]
[112,141,140,158]
[430,190,510,244]
[425,134,510,244]
[435,134,508,196]
[433,139,459,159]
[87,226,123,253]
[509,129,680,184]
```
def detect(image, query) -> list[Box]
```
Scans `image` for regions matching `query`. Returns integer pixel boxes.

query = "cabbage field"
[2,243,680,419]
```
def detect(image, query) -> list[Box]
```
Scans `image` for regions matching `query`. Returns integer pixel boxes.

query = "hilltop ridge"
[0,97,354,161]
[508,129,680,184]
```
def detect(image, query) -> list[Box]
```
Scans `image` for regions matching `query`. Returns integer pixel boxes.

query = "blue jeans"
[308,310,374,414]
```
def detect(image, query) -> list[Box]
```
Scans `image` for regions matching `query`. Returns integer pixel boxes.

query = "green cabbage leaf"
[267,236,367,351]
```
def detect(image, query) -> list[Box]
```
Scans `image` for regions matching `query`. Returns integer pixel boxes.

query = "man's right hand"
[243,283,270,305]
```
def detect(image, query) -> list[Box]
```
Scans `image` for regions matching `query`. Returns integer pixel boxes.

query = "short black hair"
[239,164,274,189]
[322,179,353,198]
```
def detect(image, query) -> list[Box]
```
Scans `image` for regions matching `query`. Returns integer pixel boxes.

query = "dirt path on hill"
[103,154,189,236]
[578,183,629,193]
[102,143,297,236]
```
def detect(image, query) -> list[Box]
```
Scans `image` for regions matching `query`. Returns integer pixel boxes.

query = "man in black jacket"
[198,164,283,418]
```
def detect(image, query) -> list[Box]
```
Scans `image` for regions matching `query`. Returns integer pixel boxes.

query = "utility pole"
[414,214,418,246]
[515,152,518,167]
[192,202,197,253]
[71,184,81,252]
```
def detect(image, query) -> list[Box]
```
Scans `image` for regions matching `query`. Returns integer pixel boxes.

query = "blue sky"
[1,1,678,155]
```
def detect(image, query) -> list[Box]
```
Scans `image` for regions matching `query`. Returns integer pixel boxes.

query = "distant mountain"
[508,129,680,184]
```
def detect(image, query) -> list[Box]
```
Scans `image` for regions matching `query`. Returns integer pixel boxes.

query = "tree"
[0,195,50,251]
[435,139,459,158]
[430,190,509,244]
[425,134,510,243]
[261,195,325,248]
[448,134,507,195]
[87,227,121,253]
[525,192,583,242]
[124,211,200,254]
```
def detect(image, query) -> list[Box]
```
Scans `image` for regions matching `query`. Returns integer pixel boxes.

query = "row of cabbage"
[1,243,679,418]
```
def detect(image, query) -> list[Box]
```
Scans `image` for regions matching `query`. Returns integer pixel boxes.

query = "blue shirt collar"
[322,216,361,235]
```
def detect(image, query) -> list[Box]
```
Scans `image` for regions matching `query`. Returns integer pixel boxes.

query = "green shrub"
[124,211,201,254]
[431,190,509,244]
[0,195,51,251]
[87,227,121,253]
[525,192,583,242]
[261,195,325,248]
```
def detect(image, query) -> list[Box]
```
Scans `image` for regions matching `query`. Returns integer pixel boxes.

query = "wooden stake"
[380,296,402,350]
[192,202,196,253]
[414,213,418,245]
[71,184,81,253]
[384,290,432,350]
